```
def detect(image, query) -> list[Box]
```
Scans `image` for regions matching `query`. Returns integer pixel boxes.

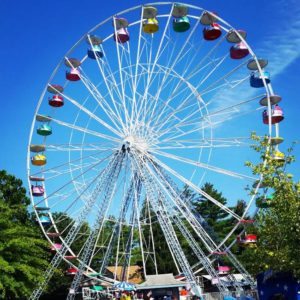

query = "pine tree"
[192,182,232,240]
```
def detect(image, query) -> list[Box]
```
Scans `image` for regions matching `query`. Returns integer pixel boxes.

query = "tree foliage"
[238,134,300,278]
[192,183,237,240]
[0,170,49,299]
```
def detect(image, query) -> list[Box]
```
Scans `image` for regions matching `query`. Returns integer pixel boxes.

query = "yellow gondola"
[273,150,285,163]
[143,18,159,34]
[31,154,47,166]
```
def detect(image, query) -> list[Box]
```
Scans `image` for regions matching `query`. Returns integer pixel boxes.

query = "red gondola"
[66,68,80,81]
[203,23,222,41]
[230,42,249,59]
[66,267,78,275]
[49,95,64,107]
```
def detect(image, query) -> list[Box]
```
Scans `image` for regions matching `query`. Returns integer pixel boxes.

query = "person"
[120,292,127,300]
[180,288,187,300]
[126,292,132,300]
[137,292,143,300]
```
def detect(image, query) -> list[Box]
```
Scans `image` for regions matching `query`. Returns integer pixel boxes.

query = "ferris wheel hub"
[124,135,149,152]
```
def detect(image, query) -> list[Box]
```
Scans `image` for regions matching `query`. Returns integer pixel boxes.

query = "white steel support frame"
[149,160,255,290]
[131,151,203,296]
[67,152,126,299]
[98,175,136,275]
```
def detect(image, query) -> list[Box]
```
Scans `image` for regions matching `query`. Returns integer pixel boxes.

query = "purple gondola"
[114,27,130,43]
[31,185,45,197]
[262,105,284,124]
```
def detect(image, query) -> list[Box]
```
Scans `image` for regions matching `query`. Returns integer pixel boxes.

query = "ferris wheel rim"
[27,2,280,295]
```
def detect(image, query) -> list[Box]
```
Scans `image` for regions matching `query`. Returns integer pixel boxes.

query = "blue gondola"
[37,124,52,136]
[173,16,190,32]
[39,215,51,226]
[87,45,104,59]
[250,71,270,88]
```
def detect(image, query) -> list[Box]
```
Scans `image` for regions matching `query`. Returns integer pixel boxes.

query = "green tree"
[238,134,300,278]
[193,182,234,240]
[0,170,49,299]
[39,212,92,299]
[137,198,177,276]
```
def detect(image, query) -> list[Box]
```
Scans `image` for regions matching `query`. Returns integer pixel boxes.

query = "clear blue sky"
[0,0,299,195]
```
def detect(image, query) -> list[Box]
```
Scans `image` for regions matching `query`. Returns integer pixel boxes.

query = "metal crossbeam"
[121,178,141,281]
[98,177,135,275]
[133,153,202,296]
[67,152,125,299]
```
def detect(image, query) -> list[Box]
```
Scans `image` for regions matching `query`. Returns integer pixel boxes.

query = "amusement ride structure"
[27,2,285,299]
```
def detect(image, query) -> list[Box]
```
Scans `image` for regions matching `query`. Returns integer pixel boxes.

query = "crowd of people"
[111,288,203,300]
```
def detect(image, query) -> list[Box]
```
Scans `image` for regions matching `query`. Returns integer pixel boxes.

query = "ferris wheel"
[27,2,285,299]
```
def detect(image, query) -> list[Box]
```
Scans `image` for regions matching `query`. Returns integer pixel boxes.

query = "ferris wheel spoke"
[155,54,243,129]
[113,18,132,131]
[123,42,141,131]
[63,60,124,135]
[48,84,123,137]
[155,136,251,150]
[153,42,223,126]
[86,43,127,134]
[158,94,263,143]
[34,153,113,207]
[134,6,174,128]
[46,142,116,152]
[150,56,221,129]
[100,42,124,101]
[154,101,202,137]
[199,80,234,97]
[149,77,200,129]
[152,81,205,135]
[33,156,111,204]
[186,35,228,81]
[152,149,256,181]
[132,11,150,127]
[143,70,197,128]
[198,53,229,88]
[51,116,120,142]
[147,153,241,220]
[199,61,249,95]
[77,70,125,135]
[30,148,111,177]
